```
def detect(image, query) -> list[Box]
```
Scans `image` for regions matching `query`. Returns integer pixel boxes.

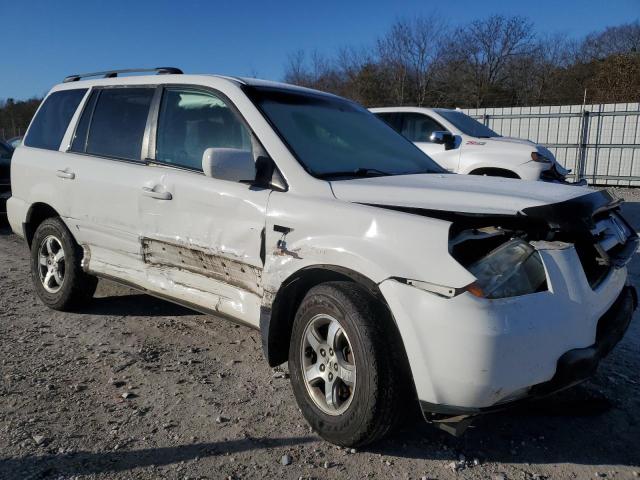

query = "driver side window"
[399,113,445,143]
[156,88,252,171]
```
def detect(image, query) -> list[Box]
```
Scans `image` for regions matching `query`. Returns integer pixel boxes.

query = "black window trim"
[69,88,100,154]
[64,82,289,190]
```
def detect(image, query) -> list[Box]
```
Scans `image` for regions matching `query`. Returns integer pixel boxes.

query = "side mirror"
[202,148,255,182]
[430,131,455,150]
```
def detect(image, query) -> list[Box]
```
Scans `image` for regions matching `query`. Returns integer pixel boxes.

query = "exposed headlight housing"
[531,151,552,164]
[466,239,547,299]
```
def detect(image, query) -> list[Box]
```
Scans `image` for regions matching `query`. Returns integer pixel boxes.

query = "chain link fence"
[463,103,640,186]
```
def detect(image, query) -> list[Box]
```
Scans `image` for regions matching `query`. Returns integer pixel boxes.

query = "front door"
[138,87,270,327]
[398,112,461,172]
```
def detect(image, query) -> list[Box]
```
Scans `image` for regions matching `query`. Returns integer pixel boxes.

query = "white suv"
[7,68,637,446]
[371,106,577,183]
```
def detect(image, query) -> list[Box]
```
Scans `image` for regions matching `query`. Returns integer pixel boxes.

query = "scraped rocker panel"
[141,237,263,296]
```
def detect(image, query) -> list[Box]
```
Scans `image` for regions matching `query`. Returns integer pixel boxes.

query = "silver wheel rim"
[38,235,66,294]
[300,313,356,415]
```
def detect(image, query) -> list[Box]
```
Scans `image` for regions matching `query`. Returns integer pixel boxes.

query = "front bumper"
[419,284,636,417]
[380,241,634,412]
[529,284,636,398]
[540,163,588,186]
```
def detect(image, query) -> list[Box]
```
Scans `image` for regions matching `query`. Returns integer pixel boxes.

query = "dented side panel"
[142,237,263,296]
[136,167,271,326]
[381,243,628,408]
[84,243,261,326]
[261,191,477,307]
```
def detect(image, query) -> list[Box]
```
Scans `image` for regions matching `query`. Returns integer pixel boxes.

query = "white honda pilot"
[7,68,637,447]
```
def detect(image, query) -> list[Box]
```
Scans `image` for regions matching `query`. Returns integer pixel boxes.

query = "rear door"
[138,86,270,326]
[62,86,156,280]
[15,88,88,217]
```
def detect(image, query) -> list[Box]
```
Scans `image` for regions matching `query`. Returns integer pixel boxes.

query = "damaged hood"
[330,173,592,215]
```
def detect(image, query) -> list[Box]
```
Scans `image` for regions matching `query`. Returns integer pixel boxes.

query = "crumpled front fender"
[262,192,476,299]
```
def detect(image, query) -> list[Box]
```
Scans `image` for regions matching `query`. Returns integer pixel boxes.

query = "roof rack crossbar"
[63,67,183,83]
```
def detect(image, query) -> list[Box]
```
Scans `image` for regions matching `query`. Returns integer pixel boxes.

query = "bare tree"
[579,21,640,60]
[448,15,537,106]
[377,16,448,105]
[283,50,310,86]
[281,15,640,109]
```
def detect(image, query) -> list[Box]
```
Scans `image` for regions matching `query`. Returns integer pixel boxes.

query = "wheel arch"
[468,167,520,179]
[24,202,62,247]
[261,265,387,368]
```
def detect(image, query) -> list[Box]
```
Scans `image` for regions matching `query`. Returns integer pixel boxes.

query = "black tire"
[288,281,409,447]
[30,217,97,311]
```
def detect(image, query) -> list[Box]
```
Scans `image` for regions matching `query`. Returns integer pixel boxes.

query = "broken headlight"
[466,239,547,299]
[531,151,552,164]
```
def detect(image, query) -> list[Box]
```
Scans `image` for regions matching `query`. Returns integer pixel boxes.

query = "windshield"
[435,110,500,138]
[245,87,445,179]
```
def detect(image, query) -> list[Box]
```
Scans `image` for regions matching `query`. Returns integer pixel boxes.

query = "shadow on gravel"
[86,293,200,318]
[0,436,315,479]
[371,382,640,467]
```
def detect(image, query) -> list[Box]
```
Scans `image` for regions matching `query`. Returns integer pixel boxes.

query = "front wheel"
[289,282,408,447]
[30,217,97,311]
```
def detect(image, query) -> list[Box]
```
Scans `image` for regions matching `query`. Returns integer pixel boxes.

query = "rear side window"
[72,88,154,161]
[24,89,87,151]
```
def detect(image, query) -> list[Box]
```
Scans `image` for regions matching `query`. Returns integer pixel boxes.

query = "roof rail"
[63,67,183,83]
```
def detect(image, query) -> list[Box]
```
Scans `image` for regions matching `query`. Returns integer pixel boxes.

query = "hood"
[330,173,591,215]
[487,136,536,147]
[484,136,557,164]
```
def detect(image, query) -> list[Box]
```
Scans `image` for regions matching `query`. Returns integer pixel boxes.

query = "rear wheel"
[289,281,407,447]
[30,217,97,311]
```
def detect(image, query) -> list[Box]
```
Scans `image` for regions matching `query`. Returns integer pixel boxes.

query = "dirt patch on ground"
[1,189,640,479]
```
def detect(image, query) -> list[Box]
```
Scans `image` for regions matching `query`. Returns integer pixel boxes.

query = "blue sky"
[3,0,639,100]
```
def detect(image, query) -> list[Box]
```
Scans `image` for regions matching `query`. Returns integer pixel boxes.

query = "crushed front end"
[378,189,637,433]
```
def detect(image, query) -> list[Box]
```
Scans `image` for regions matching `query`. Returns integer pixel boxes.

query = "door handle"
[142,186,172,200]
[56,169,75,180]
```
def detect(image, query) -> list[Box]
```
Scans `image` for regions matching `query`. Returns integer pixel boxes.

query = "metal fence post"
[576,110,590,181]
[483,114,489,127]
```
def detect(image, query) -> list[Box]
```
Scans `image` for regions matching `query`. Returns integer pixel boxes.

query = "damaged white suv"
[7,68,637,447]
[371,106,576,183]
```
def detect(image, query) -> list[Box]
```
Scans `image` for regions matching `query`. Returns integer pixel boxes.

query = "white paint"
[330,172,588,215]
[7,73,634,414]
[463,102,640,187]
[371,106,566,181]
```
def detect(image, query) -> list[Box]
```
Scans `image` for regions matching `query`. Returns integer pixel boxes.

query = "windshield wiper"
[317,168,392,179]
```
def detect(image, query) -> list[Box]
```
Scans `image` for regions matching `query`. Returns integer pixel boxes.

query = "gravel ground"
[1,188,640,480]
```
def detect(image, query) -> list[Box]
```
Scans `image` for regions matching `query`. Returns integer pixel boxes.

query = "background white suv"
[7,68,636,447]
[371,106,576,183]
